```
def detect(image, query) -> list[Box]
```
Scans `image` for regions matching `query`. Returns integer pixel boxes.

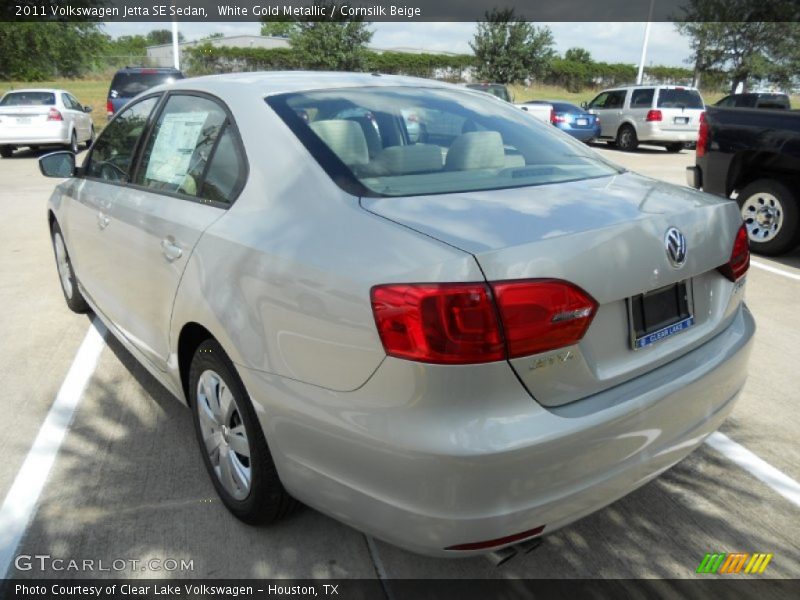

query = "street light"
[636,0,656,85]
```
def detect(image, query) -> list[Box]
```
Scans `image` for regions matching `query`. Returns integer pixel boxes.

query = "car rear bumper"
[638,122,699,143]
[0,123,70,146]
[686,165,702,189]
[239,303,754,557]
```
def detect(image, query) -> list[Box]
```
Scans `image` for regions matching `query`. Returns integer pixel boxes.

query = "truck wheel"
[737,179,800,256]
[616,124,638,151]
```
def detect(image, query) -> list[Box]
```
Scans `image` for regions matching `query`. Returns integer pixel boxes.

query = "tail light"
[47,108,63,121]
[696,112,708,158]
[491,280,597,358]
[551,113,566,124]
[106,100,114,116]
[549,109,556,124]
[371,280,597,364]
[646,110,662,122]
[718,224,750,282]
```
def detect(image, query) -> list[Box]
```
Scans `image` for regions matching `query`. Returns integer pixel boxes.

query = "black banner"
[2,0,800,23]
[2,579,800,600]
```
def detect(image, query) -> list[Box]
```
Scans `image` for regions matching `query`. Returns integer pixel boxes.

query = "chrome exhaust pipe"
[485,545,518,567]
[517,537,543,554]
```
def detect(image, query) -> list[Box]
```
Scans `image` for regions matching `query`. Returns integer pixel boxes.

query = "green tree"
[289,1,373,71]
[676,1,800,93]
[261,22,297,38]
[145,29,184,46]
[0,22,107,80]
[469,8,555,84]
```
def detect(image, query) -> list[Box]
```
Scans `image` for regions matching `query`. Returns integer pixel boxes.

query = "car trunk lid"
[362,172,744,407]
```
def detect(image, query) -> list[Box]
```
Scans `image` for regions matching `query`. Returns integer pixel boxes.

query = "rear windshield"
[267,86,621,198]
[552,102,583,113]
[0,92,55,106]
[109,72,182,98]
[656,89,704,109]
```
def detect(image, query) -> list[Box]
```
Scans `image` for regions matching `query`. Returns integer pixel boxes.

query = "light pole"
[636,0,656,85]
[171,11,180,70]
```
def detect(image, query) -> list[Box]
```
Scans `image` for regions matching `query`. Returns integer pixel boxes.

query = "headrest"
[445,131,505,171]
[309,119,369,166]
[373,144,443,174]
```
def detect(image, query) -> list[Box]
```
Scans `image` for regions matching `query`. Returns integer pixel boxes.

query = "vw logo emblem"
[665,227,687,268]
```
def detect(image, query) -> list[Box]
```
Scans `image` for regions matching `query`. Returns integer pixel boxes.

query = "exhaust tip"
[485,546,518,567]
[517,538,543,554]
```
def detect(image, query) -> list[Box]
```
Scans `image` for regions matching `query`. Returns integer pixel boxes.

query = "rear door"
[588,90,626,138]
[629,87,655,130]
[656,87,704,134]
[99,92,246,369]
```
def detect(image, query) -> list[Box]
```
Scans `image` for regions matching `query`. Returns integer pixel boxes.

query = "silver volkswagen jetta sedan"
[40,72,754,557]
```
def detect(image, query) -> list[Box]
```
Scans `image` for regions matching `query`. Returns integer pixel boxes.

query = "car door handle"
[161,238,183,261]
[97,212,110,230]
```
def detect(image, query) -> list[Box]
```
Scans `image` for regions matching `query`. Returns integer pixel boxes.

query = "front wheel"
[737,179,800,256]
[66,131,78,154]
[84,125,95,149]
[51,222,90,313]
[189,339,296,524]
[616,124,639,151]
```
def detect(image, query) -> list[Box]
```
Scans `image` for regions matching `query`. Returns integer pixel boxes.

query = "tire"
[665,143,684,153]
[616,124,638,151]
[737,179,800,256]
[66,131,78,154]
[189,339,296,524]
[0,145,12,158]
[51,222,90,313]
[84,125,95,149]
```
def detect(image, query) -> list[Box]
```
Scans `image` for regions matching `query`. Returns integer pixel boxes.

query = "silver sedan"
[39,72,754,557]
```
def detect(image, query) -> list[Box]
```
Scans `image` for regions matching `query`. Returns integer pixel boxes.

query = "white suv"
[585,85,705,152]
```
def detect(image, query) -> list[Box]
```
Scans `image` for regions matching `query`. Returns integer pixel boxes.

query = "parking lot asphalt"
[0,143,798,582]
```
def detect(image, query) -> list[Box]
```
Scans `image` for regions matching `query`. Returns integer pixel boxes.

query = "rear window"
[552,102,583,113]
[657,89,703,109]
[267,86,621,198]
[109,72,182,98]
[0,92,55,106]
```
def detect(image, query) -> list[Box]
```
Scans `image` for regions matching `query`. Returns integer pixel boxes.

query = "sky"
[102,22,695,68]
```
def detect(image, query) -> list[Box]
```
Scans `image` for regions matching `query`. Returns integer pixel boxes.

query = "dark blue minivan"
[106,67,184,117]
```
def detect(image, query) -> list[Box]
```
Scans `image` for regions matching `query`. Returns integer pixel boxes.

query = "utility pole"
[172,19,180,70]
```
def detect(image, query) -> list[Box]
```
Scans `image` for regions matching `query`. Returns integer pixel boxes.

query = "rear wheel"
[737,179,800,256]
[189,339,296,524]
[66,131,78,154]
[51,222,90,313]
[616,124,638,151]
[665,143,684,153]
[0,145,12,158]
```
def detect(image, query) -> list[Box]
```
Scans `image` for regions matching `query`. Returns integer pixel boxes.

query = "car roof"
[115,67,182,73]
[1,88,68,94]
[157,71,460,98]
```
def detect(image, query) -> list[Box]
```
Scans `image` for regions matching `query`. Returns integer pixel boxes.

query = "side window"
[716,96,734,107]
[631,88,654,108]
[588,92,609,109]
[606,91,627,109]
[200,127,246,204]
[86,96,159,183]
[68,95,83,111]
[62,94,76,110]
[134,95,227,197]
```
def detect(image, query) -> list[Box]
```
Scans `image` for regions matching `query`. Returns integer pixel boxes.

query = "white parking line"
[0,320,106,577]
[705,432,800,509]
[751,260,800,282]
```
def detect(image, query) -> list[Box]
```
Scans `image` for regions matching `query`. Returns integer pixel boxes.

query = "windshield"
[656,89,703,109]
[0,92,55,106]
[467,84,510,102]
[267,86,621,198]
[109,72,182,98]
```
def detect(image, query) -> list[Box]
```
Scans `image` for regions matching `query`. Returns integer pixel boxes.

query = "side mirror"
[39,151,76,178]
[83,105,93,113]
[581,101,588,109]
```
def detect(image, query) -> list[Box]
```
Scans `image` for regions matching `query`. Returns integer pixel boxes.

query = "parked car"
[40,72,754,558]
[107,67,184,117]
[465,82,512,102]
[0,89,94,158]
[515,100,555,124]
[714,92,791,110]
[585,85,705,152]
[545,101,601,142]
[687,106,800,255]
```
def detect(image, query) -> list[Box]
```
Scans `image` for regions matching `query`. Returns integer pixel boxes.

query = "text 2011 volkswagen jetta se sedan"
[40,72,754,557]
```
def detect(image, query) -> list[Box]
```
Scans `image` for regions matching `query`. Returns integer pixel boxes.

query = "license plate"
[628,281,693,350]
[576,118,588,126]
[674,117,689,124]
[16,117,31,124]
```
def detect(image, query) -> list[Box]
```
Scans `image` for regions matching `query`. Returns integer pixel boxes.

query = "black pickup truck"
[686,106,800,255]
